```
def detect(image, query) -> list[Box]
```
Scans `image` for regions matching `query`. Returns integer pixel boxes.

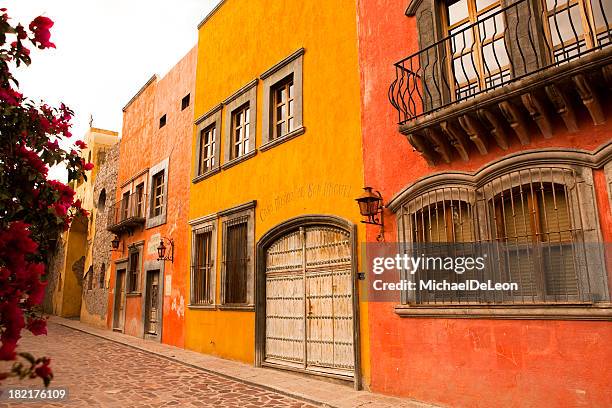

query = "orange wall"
[107,48,196,347]
[357,0,612,406]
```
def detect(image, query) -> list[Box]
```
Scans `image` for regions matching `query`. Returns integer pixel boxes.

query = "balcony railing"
[389,0,612,124]
[107,192,146,233]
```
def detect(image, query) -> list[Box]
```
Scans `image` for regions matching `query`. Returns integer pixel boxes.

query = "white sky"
[4,0,220,181]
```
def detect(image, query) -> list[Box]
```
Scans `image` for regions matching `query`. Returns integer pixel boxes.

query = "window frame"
[389,155,608,317]
[188,214,217,308]
[230,103,251,160]
[146,158,169,229]
[127,244,143,294]
[222,80,257,169]
[194,104,222,182]
[219,201,256,309]
[260,48,305,151]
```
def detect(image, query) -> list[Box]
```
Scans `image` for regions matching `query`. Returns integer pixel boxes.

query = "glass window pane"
[288,100,294,116]
[448,0,469,26]
[548,5,584,46]
[476,0,498,11]
[245,108,250,124]
[478,10,505,41]
[289,83,294,98]
[482,39,510,73]
[450,24,474,54]
[453,53,478,84]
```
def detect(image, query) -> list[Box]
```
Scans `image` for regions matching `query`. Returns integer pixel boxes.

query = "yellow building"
[47,127,118,318]
[187,0,368,388]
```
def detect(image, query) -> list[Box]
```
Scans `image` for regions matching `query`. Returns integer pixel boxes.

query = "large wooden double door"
[263,225,355,378]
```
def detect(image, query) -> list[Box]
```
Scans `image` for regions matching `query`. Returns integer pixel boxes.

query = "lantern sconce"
[355,187,385,242]
[111,235,123,252]
[157,237,174,263]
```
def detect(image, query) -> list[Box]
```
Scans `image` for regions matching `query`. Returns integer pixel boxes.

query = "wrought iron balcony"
[389,0,612,164]
[107,192,146,234]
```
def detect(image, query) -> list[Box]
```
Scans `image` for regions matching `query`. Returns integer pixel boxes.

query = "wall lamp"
[157,237,174,263]
[111,235,122,252]
[356,187,384,242]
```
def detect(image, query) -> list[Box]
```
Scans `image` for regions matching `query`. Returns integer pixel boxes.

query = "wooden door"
[113,270,126,330]
[264,226,354,378]
[145,271,160,335]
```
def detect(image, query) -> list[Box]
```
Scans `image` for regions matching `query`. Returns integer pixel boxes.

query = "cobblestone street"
[0,323,314,408]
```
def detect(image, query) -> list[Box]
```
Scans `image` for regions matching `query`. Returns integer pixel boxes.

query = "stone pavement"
[0,318,436,408]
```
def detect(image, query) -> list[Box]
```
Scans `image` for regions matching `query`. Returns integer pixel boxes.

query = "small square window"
[181,94,190,110]
[159,114,167,128]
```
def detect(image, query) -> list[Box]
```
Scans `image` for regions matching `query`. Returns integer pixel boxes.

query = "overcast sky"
[5,0,220,180]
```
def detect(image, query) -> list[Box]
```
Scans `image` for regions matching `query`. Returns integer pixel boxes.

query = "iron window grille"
[191,226,214,305]
[222,216,249,305]
[398,167,605,304]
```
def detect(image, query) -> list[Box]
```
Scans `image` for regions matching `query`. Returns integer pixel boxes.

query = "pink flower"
[75,140,87,149]
[26,318,47,336]
[28,16,55,49]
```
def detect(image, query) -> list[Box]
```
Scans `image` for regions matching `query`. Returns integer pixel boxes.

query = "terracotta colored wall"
[107,48,196,348]
[356,0,612,406]
[188,0,369,383]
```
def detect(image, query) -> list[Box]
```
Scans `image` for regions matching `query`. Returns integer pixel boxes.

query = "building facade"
[186,0,368,387]
[44,127,119,318]
[80,142,120,327]
[106,48,196,347]
[357,0,612,406]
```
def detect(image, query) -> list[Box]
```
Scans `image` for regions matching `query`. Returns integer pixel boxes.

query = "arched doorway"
[255,215,361,388]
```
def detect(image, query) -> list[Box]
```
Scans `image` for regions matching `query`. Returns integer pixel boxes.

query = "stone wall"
[80,143,119,327]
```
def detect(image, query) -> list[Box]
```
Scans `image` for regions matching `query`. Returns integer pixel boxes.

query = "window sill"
[394,303,612,321]
[221,150,257,170]
[217,304,255,311]
[188,304,217,310]
[126,292,142,298]
[259,126,305,152]
[192,167,221,184]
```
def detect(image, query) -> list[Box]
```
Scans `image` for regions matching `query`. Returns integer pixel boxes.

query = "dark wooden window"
[128,251,140,293]
[181,94,190,110]
[224,220,248,304]
[135,183,145,218]
[231,104,250,159]
[121,191,130,221]
[199,124,216,174]
[271,75,295,140]
[159,114,166,128]
[192,230,213,304]
[151,172,165,217]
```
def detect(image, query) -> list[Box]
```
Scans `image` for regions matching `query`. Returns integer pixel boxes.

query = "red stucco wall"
[356,1,612,406]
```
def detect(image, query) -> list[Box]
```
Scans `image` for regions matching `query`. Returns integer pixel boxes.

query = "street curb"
[54,321,333,407]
